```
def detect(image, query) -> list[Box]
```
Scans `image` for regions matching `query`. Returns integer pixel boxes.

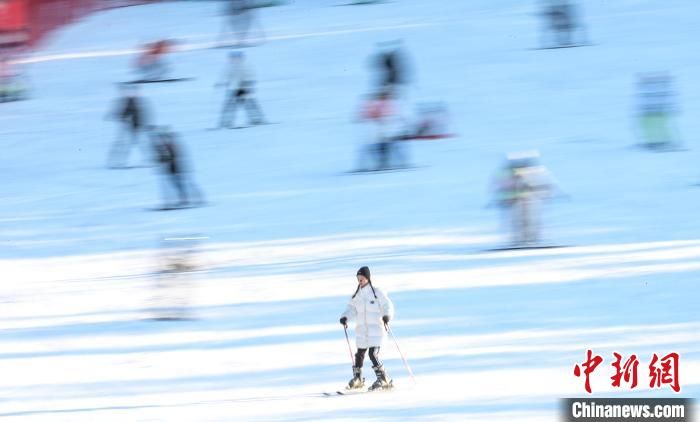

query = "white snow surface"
[1,0,699,420]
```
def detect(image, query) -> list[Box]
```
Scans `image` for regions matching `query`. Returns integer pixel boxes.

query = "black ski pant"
[355,347,382,369]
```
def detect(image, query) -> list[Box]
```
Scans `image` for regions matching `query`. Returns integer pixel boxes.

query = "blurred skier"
[540,0,589,48]
[372,40,412,98]
[151,236,200,319]
[135,39,174,81]
[356,89,409,171]
[339,266,395,391]
[492,152,554,247]
[216,51,267,129]
[151,127,205,210]
[0,55,27,102]
[107,84,150,168]
[0,56,17,102]
[636,72,680,150]
[218,0,263,47]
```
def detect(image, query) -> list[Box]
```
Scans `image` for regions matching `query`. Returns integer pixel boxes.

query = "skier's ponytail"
[352,281,378,299]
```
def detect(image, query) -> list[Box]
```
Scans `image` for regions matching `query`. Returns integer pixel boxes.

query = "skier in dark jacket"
[107,84,150,168]
[373,41,411,97]
[151,128,205,209]
[540,0,589,48]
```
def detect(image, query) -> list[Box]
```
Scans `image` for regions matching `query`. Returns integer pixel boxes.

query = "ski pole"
[343,325,355,367]
[385,323,416,383]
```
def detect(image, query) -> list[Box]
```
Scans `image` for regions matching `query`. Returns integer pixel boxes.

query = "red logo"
[574,350,681,394]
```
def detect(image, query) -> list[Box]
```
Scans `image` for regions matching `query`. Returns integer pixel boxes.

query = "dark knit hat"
[352,266,376,299]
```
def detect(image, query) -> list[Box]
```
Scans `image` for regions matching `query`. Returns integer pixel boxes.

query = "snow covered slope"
[1,0,698,420]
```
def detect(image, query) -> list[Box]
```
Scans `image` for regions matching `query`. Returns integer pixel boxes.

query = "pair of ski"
[323,382,395,396]
[323,388,394,397]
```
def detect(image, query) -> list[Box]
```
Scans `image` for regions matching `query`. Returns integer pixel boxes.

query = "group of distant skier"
[0,0,684,241]
[106,0,271,209]
[355,40,453,172]
[106,84,205,210]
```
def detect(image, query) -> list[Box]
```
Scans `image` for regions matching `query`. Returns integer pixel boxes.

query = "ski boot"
[368,365,393,391]
[347,366,365,390]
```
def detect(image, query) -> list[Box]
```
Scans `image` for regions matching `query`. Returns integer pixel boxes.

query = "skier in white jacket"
[216,51,266,129]
[339,266,395,391]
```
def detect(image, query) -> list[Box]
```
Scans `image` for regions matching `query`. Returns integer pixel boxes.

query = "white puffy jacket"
[341,284,394,349]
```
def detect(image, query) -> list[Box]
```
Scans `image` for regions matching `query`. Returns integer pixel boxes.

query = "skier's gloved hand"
[382,315,390,324]
[340,317,348,327]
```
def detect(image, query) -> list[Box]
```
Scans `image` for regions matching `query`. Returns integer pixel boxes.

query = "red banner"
[0,0,28,31]
[1,0,155,49]
[0,0,29,46]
